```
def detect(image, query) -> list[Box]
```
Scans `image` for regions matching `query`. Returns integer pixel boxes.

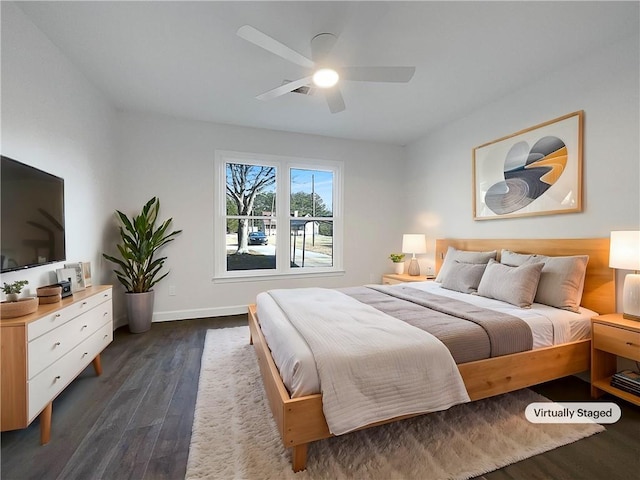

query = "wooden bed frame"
[247,238,614,472]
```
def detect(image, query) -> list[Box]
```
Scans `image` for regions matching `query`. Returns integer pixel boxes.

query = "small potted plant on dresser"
[1,280,38,318]
[103,197,182,333]
[389,253,405,274]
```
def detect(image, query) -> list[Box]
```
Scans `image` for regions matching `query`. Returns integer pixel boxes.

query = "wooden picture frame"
[473,111,583,220]
[82,262,92,287]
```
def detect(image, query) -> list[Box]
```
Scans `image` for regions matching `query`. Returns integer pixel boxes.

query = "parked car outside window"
[248,231,268,245]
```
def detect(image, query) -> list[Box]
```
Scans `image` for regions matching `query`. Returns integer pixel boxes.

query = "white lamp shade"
[402,234,427,254]
[610,231,640,320]
[609,231,640,270]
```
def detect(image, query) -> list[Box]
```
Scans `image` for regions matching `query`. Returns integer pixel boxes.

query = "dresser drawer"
[593,323,640,361]
[28,301,113,379]
[28,321,113,422]
[28,289,112,340]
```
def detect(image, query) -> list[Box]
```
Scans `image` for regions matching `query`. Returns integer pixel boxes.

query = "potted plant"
[2,280,29,302]
[389,253,405,274]
[103,197,182,333]
[1,280,39,319]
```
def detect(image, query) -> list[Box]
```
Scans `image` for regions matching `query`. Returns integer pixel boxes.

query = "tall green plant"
[103,197,182,293]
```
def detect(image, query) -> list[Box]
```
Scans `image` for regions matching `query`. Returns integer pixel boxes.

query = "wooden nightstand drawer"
[592,323,640,361]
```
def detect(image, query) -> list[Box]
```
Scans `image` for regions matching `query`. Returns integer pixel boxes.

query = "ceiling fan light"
[312,68,339,88]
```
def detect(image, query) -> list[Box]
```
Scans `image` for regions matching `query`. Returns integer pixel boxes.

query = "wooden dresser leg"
[291,443,308,472]
[92,354,103,376]
[40,402,52,445]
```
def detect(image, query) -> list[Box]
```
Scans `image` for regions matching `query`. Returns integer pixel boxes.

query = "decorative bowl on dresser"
[36,285,63,304]
[0,296,39,319]
[0,285,113,444]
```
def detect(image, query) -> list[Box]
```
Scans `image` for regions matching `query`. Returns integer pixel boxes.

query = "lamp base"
[407,258,420,276]
[622,273,640,321]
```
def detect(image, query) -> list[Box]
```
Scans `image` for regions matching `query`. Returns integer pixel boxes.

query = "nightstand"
[591,313,640,406]
[382,273,435,285]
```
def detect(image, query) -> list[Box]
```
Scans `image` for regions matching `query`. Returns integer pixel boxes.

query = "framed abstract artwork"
[473,111,583,220]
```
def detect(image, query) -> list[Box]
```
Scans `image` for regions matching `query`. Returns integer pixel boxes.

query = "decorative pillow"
[477,259,544,308]
[440,261,488,294]
[531,255,589,313]
[436,247,497,283]
[500,249,543,267]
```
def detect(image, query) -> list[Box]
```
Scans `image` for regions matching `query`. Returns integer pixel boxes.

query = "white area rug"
[186,327,604,480]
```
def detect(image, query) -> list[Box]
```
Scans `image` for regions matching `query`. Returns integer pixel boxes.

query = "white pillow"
[436,247,497,283]
[477,259,544,308]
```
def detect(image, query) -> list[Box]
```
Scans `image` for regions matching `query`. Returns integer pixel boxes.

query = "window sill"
[212,269,346,284]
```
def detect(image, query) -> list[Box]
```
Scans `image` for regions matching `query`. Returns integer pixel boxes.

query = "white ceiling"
[14,1,639,146]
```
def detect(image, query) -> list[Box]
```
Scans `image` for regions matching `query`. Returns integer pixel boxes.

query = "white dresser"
[0,285,113,443]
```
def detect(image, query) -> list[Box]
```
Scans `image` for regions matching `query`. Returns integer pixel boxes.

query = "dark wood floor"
[2,315,638,480]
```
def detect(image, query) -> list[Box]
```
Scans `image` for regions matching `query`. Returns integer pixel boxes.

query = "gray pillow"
[531,255,589,312]
[500,249,543,267]
[436,247,497,283]
[440,261,488,294]
[477,259,544,308]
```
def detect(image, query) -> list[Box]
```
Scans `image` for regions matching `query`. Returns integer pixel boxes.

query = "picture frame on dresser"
[82,261,92,287]
[473,111,583,220]
[61,262,86,292]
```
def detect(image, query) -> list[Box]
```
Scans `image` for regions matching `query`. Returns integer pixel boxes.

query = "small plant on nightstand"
[389,253,405,274]
[2,280,29,302]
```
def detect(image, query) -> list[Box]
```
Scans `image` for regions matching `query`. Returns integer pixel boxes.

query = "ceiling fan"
[236,25,416,114]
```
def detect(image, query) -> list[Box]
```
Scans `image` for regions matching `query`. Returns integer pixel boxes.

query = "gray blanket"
[338,285,533,364]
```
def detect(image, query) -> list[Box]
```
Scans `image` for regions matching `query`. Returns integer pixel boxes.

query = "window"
[215,151,343,279]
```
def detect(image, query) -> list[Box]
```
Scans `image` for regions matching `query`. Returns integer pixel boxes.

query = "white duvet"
[257,282,596,401]
[267,287,470,435]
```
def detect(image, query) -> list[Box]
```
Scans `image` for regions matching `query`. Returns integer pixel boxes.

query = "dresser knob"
[81,301,88,306]
[54,342,61,347]
[55,313,61,318]
[82,352,88,357]
[54,375,61,381]
[81,325,88,330]
[103,312,108,316]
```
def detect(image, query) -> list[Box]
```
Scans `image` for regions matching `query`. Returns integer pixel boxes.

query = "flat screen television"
[1,156,66,273]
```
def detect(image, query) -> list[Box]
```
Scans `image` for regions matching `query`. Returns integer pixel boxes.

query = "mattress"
[256,281,596,398]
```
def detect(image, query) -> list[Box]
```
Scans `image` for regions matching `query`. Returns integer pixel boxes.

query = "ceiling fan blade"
[310,33,338,64]
[237,25,314,69]
[256,76,313,101]
[324,86,346,114]
[340,66,416,83]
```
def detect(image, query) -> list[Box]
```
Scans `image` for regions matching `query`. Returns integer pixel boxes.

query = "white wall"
[0,3,117,296]
[404,34,640,284]
[5,0,636,324]
[113,112,404,323]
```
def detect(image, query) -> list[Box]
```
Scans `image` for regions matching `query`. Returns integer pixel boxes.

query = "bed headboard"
[435,238,614,314]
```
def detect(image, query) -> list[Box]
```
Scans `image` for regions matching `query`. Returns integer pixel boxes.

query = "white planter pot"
[394,262,404,274]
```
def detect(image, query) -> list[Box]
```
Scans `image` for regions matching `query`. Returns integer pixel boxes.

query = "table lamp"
[402,234,427,276]
[609,231,640,320]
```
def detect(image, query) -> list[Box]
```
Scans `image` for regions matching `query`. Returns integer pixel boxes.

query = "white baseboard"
[152,305,248,322]
[112,305,248,329]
